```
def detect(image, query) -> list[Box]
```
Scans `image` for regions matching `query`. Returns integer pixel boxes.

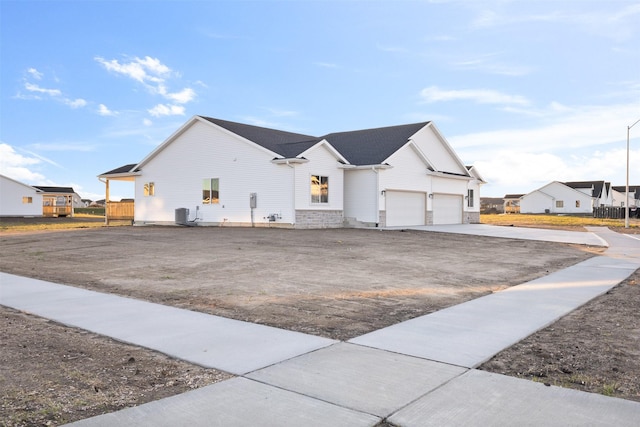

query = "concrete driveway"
[400,223,608,246]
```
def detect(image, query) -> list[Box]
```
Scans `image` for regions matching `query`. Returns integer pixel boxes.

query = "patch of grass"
[0,221,106,233]
[480,213,639,232]
[601,382,620,396]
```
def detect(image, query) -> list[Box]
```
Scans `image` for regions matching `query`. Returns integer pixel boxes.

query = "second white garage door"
[386,191,426,226]
[432,194,463,225]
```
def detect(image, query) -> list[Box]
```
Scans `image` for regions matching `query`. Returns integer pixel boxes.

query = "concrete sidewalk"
[1,227,639,426]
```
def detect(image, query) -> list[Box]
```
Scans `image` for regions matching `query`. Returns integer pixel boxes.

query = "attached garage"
[385,190,426,226]
[432,193,463,225]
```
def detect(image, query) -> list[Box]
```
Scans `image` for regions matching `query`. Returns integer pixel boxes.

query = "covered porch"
[98,164,138,225]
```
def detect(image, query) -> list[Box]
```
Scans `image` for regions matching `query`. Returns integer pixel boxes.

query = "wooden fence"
[106,201,134,224]
[593,206,639,219]
[43,206,73,217]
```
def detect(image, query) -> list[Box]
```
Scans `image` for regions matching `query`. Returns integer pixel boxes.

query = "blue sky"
[1,0,639,200]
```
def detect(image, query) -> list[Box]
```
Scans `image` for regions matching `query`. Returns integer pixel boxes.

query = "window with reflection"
[311,175,328,204]
[202,178,219,204]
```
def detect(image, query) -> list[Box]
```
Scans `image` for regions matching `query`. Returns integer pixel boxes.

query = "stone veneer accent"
[465,211,480,224]
[378,210,386,228]
[295,210,344,229]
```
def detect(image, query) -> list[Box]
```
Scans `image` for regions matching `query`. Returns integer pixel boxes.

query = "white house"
[520,180,612,214]
[99,116,482,228]
[612,185,640,207]
[0,174,43,217]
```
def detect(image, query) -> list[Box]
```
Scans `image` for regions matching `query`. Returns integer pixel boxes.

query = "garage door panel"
[386,191,426,226]
[433,194,463,225]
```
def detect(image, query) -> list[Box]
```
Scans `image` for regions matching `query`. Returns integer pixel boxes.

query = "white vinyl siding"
[344,169,378,223]
[294,143,344,211]
[0,175,43,217]
[134,120,294,224]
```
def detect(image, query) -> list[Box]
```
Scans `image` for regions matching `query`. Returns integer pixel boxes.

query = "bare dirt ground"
[481,269,640,403]
[0,220,637,425]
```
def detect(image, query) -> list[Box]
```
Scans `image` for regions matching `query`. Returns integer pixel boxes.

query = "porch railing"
[43,206,73,217]
[106,201,134,224]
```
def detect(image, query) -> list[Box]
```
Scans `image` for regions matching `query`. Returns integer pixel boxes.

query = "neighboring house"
[520,180,611,214]
[481,197,505,214]
[0,174,43,217]
[564,181,612,207]
[99,116,482,228]
[611,185,640,208]
[33,186,82,217]
[81,199,93,207]
[503,194,523,213]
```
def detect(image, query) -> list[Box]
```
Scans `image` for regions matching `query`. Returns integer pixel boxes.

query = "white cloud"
[96,55,197,113]
[95,55,171,84]
[148,104,185,117]
[451,54,532,76]
[314,62,340,69]
[98,104,117,116]
[164,87,196,104]
[450,102,640,152]
[0,143,46,183]
[28,142,95,152]
[22,71,87,110]
[420,86,530,106]
[24,82,61,97]
[64,98,87,108]
[143,118,153,126]
[453,100,640,196]
[27,68,43,80]
[263,107,299,117]
[470,4,640,42]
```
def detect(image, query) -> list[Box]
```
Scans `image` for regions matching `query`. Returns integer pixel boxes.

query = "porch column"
[105,179,110,225]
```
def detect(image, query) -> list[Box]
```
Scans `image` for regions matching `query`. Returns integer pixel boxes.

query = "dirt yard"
[0,223,637,425]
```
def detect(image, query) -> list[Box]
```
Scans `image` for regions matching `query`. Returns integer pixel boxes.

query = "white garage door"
[386,191,426,226]
[432,194,463,225]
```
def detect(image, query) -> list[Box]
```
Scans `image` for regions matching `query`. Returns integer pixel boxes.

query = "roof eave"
[271,158,310,165]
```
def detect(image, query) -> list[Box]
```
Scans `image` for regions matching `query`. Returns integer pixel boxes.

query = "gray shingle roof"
[321,122,429,165]
[201,117,319,158]
[201,116,430,166]
[33,186,76,194]
[564,181,609,198]
[100,164,138,175]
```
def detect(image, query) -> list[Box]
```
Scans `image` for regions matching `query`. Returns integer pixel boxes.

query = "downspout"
[286,160,295,226]
[372,166,379,227]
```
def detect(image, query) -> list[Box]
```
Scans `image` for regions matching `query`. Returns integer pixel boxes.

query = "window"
[22,196,33,204]
[467,189,474,207]
[575,200,580,208]
[311,175,329,203]
[143,182,155,196]
[556,200,564,208]
[202,178,219,204]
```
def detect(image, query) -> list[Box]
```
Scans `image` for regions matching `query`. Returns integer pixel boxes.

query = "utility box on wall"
[250,193,257,209]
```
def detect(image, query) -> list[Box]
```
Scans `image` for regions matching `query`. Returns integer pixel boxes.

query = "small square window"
[22,196,33,204]
[144,182,155,196]
[556,200,564,208]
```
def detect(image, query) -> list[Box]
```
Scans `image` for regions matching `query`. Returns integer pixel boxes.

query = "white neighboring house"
[0,174,43,217]
[520,180,611,214]
[611,185,640,207]
[99,116,482,228]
